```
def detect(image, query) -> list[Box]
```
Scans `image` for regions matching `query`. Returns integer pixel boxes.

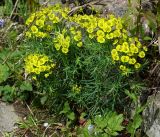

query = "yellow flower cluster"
[69,14,97,39]
[24,54,55,78]
[25,4,147,72]
[72,84,81,93]
[69,13,147,71]
[70,27,83,47]
[53,29,71,54]
[25,4,69,39]
[111,37,148,72]
[69,14,123,43]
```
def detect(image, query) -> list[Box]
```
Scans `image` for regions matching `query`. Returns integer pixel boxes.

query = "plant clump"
[25,4,148,75]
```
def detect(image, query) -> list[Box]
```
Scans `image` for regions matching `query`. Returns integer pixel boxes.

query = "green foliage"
[20,81,33,91]
[78,112,124,137]
[58,102,76,136]
[0,48,32,101]
[0,22,32,102]
[3,0,13,15]
[2,132,14,137]
[125,87,146,137]
[18,115,38,129]
[127,106,145,137]
[0,64,10,83]
[0,85,14,102]
[94,112,124,136]
[60,102,75,121]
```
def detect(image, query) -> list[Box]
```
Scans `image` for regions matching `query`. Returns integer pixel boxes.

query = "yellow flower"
[109,14,116,19]
[62,48,69,54]
[106,33,113,39]
[25,54,55,77]
[91,23,97,29]
[62,28,67,34]
[34,68,40,74]
[122,43,129,53]
[130,45,139,54]
[98,19,105,29]
[74,31,82,41]
[97,36,105,43]
[38,58,47,66]
[61,12,68,19]
[72,85,81,93]
[46,25,52,31]
[112,55,119,61]
[44,73,50,78]
[127,52,133,56]
[136,41,142,48]
[48,13,55,20]
[116,23,123,30]
[129,58,136,64]
[71,30,76,35]
[111,49,118,55]
[82,22,89,28]
[134,63,141,69]
[63,42,70,48]
[134,37,139,42]
[120,65,126,71]
[36,32,46,38]
[113,39,118,45]
[116,45,121,51]
[138,51,145,58]
[103,25,112,33]
[122,29,127,34]
[26,16,35,25]
[51,64,56,68]
[36,19,44,28]
[129,38,133,42]
[77,42,83,47]
[89,33,95,39]
[123,42,128,47]
[55,44,61,51]
[121,56,129,62]
[53,16,60,23]
[74,35,81,41]
[96,30,105,37]
[25,32,32,38]
[113,30,121,37]
[107,20,114,27]
[32,76,37,80]
[70,27,75,31]
[122,34,127,40]
[143,46,148,51]
[31,25,38,34]
[87,27,94,33]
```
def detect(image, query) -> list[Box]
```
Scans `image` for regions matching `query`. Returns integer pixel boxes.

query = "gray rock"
[104,0,128,16]
[143,92,160,137]
[0,102,20,133]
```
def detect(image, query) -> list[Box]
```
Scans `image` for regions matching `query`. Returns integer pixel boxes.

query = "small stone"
[88,124,94,134]
[43,122,49,127]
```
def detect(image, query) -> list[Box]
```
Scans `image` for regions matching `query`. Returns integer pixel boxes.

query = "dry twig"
[10,0,19,19]
[68,0,111,15]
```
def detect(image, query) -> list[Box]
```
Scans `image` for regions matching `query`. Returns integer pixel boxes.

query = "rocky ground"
[0,101,28,136]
